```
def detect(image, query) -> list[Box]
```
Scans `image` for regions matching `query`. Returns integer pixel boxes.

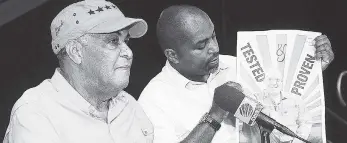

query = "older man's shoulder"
[8,79,59,128]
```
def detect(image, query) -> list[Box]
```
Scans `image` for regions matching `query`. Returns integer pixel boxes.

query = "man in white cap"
[3,0,153,143]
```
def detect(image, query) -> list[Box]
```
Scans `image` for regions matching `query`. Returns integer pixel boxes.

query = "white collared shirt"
[138,55,239,143]
[3,69,153,143]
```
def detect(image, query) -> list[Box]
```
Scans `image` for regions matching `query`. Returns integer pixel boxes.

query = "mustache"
[209,53,219,62]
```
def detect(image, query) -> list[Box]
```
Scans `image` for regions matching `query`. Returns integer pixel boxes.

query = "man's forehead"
[180,15,214,41]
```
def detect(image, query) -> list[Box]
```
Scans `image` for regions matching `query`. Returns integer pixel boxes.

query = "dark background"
[0,0,346,142]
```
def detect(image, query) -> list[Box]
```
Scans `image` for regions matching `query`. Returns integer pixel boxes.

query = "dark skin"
[158,6,220,83]
[157,5,335,143]
[157,5,228,143]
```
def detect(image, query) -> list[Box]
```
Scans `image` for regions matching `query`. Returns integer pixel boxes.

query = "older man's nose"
[120,43,133,60]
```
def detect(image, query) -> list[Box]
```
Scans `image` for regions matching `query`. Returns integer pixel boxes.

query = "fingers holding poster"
[237,30,326,143]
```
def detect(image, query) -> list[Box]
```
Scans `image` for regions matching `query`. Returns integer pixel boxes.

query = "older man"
[138,5,334,143]
[3,0,153,143]
[250,69,312,143]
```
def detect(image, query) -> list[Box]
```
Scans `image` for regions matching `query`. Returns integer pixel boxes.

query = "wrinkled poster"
[237,30,326,143]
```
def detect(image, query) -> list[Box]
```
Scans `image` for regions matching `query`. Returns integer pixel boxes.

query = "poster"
[237,30,326,143]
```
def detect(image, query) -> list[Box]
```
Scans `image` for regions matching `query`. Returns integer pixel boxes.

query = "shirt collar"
[262,91,289,103]
[51,68,91,113]
[163,58,229,89]
[50,68,129,122]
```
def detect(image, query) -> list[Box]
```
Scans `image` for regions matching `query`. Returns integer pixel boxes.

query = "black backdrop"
[0,0,346,142]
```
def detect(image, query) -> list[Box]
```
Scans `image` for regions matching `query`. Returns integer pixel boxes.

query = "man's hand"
[209,81,244,123]
[313,35,334,71]
[209,102,228,123]
[213,81,245,112]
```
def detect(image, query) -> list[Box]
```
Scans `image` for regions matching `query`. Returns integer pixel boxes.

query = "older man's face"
[175,16,219,77]
[265,71,283,93]
[79,29,132,96]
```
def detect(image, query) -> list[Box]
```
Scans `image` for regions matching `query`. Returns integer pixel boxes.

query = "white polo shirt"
[4,69,154,143]
[138,55,239,143]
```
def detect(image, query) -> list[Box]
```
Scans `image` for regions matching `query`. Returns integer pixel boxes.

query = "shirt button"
[142,129,148,136]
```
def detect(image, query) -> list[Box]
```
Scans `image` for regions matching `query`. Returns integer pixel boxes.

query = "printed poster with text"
[236,30,326,143]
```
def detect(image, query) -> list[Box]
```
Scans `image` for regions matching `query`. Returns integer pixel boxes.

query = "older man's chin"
[208,63,219,74]
[107,76,130,92]
[117,79,130,90]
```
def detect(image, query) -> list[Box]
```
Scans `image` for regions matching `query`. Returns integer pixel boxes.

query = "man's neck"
[170,62,210,83]
[182,72,210,83]
[59,68,112,113]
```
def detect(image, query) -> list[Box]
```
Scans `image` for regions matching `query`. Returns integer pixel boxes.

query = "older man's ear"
[65,40,83,64]
[164,49,179,64]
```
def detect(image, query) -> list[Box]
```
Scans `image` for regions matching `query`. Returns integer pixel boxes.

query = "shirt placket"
[85,106,117,143]
[106,95,129,142]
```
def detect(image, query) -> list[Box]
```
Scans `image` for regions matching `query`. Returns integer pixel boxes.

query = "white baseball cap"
[50,0,148,54]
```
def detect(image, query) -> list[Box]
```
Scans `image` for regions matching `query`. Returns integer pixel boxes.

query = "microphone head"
[214,81,246,115]
[214,81,264,126]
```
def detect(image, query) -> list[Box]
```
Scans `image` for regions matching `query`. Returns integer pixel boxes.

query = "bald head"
[156,5,213,52]
[156,5,219,81]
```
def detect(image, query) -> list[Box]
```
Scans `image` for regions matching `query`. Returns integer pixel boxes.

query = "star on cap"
[96,6,103,12]
[105,5,111,9]
[88,9,95,15]
[55,44,60,49]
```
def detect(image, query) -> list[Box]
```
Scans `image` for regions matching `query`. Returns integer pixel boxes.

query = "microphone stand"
[256,120,311,143]
[258,122,274,143]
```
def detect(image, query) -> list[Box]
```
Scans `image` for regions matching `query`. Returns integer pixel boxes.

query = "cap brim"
[89,17,148,38]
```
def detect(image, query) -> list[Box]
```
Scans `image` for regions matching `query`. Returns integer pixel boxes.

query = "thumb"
[225,81,244,92]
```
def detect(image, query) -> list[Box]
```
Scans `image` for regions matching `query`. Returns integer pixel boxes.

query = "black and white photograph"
[237,30,328,143]
[0,0,345,143]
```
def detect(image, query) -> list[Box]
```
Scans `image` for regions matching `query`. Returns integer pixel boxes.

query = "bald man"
[138,5,334,143]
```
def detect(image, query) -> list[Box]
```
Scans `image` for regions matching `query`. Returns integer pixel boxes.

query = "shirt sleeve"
[4,104,60,143]
[138,83,180,143]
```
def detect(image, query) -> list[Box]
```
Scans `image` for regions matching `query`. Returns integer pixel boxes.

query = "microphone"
[337,70,347,106]
[214,81,310,143]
